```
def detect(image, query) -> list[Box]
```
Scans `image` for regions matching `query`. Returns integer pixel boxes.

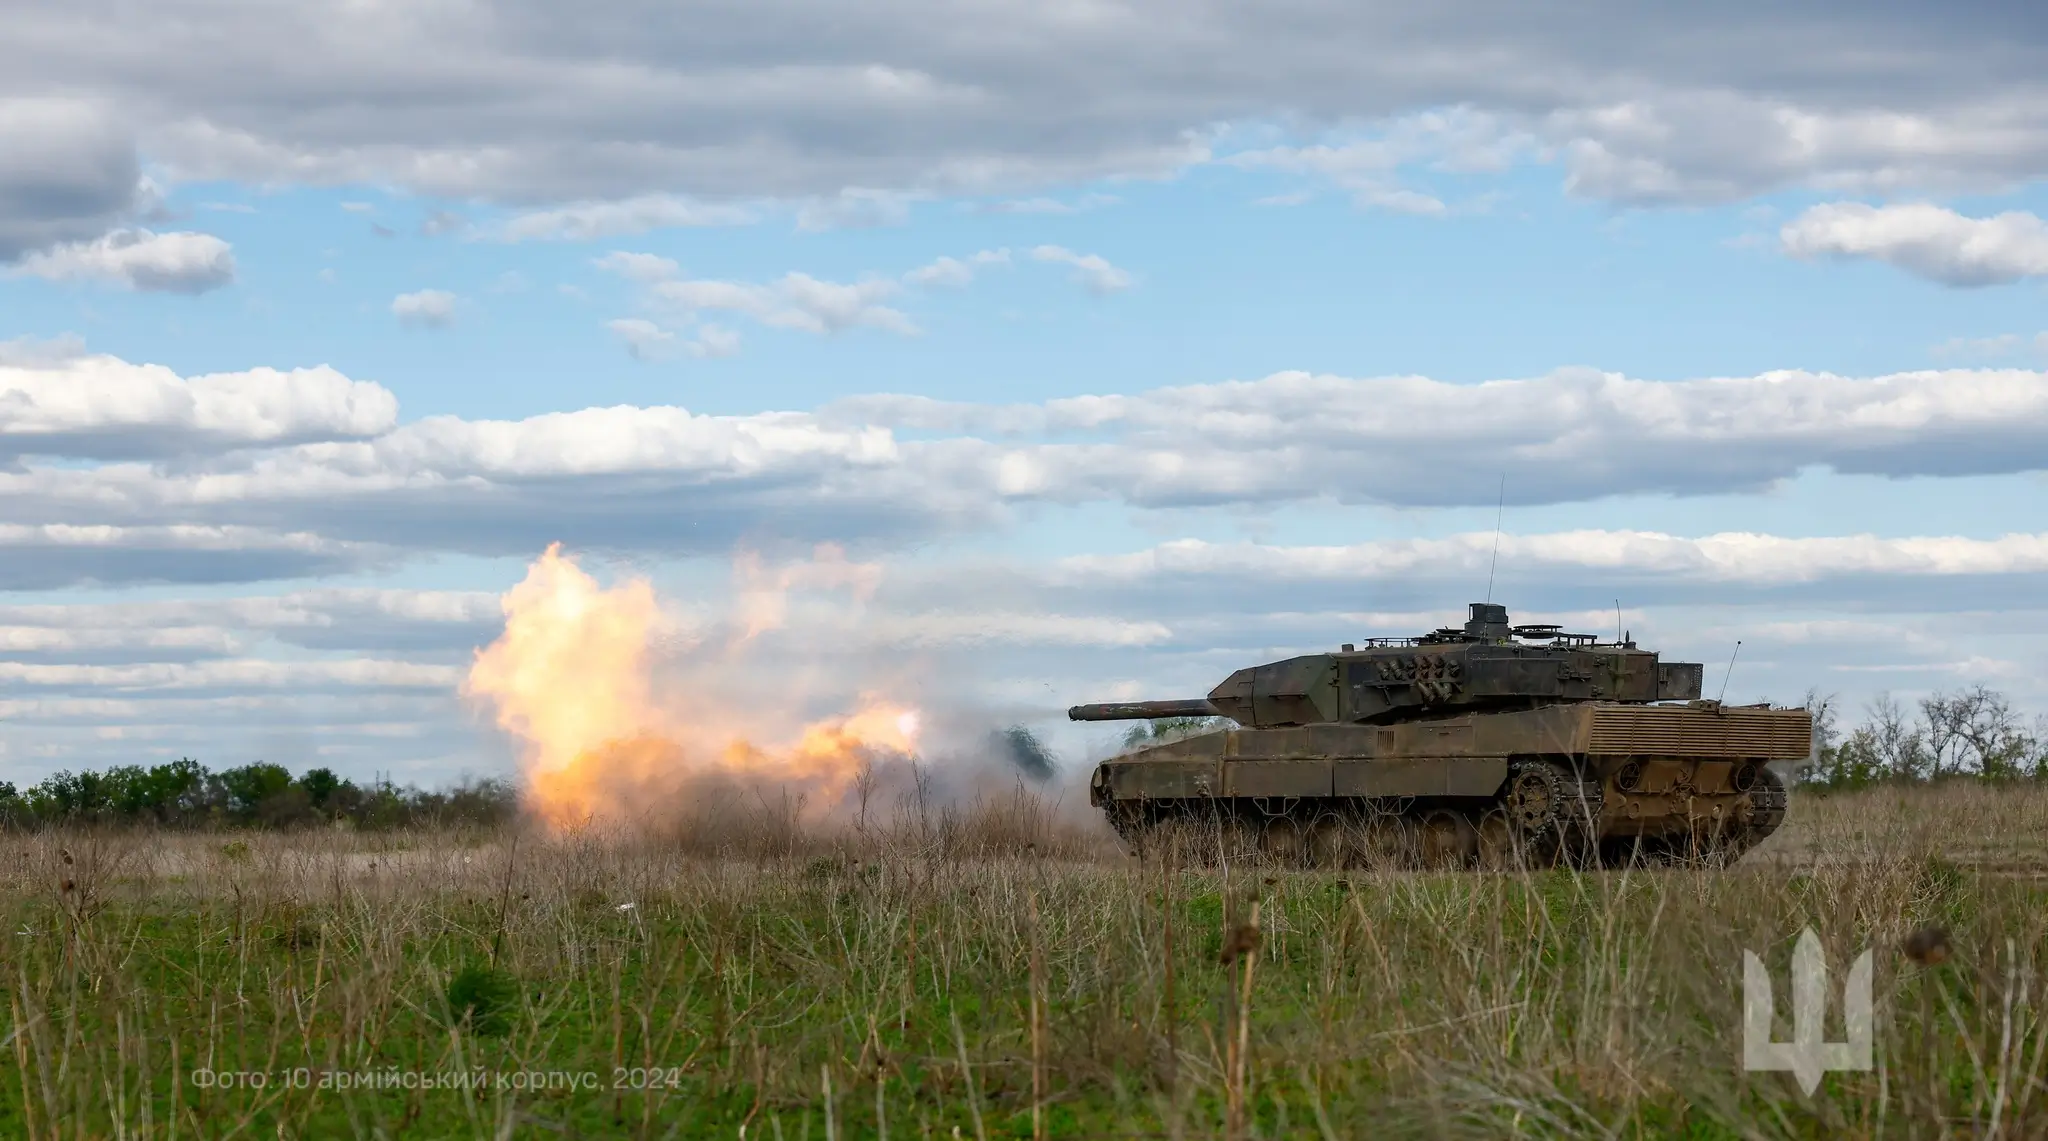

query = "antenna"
[1614,599,1622,645]
[1717,640,1743,703]
[1484,473,1505,604]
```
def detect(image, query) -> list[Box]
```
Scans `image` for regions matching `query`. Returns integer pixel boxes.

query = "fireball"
[464,543,920,828]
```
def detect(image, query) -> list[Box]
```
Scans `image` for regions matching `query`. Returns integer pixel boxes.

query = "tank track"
[1103,755,1780,871]
[1597,765,1788,868]
[1744,766,1788,842]
[1110,757,1617,870]
[1497,758,1604,866]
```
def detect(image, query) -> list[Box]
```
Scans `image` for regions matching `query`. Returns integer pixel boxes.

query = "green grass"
[4,781,2048,1138]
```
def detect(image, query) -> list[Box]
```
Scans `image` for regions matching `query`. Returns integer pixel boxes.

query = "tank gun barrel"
[1068,699,1219,722]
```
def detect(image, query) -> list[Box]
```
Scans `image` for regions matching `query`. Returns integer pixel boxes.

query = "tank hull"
[1089,701,1807,867]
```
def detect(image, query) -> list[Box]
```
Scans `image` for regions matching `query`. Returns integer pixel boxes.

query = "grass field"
[3,780,2047,1139]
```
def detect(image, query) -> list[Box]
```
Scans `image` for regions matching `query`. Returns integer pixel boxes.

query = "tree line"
[0,759,519,829]
[1803,684,2048,790]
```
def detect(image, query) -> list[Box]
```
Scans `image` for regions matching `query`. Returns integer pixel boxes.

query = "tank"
[1072,603,1805,868]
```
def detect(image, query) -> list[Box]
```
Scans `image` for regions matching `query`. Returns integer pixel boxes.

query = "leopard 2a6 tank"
[1071,603,1807,867]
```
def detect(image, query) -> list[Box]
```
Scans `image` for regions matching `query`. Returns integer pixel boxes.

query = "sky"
[2,0,2047,785]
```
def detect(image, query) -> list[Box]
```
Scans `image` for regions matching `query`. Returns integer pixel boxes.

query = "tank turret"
[1070,603,1704,728]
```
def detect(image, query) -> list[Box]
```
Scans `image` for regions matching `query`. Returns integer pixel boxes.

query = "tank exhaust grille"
[1588,705,1812,760]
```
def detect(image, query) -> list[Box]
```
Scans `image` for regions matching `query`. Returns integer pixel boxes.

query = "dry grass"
[3,781,2047,1138]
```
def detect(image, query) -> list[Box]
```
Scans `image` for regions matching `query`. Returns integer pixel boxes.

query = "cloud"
[0,99,145,260]
[0,334,87,368]
[10,3,2048,212]
[0,399,979,563]
[11,228,235,293]
[0,524,393,589]
[691,324,742,358]
[0,622,243,664]
[1781,203,2048,286]
[0,349,397,461]
[604,317,734,361]
[832,364,2048,509]
[1029,246,1132,294]
[0,588,499,659]
[904,248,1009,288]
[0,657,460,692]
[1931,332,2048,360]
[606,318,676,361]
[979,194,1120,215]
[500,195,755,241]
[1223,111,1524,212]
[593,251,680,283]
[1053,531,2048,589]
[795,188,919,232]
[652,273,915,335]
[420,209,468,236]
[391,289,459,329]
[603,250,1011,352]
[7,356,2048,587]
[0,580,490,779]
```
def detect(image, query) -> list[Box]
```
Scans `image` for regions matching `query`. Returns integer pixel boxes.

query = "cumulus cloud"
[0,397,969,560]
[5,2,2043,213]
[837,365,2048,509]
[1029,246,1132,294]
[7,357,2048,580]
[1781,203,2048,286]
[0,349,397,461]
[11,228,235,292]
[0,99,145,260]
[392,289,459,329]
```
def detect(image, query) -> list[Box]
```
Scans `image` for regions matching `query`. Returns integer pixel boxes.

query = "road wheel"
[1417,810,1477,869]
[1260,815,1306,865]
[1475,811,1519,869]
[1358,812,1418,870]
[1305,814,1348,868]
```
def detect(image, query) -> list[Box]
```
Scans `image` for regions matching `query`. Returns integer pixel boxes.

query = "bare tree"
[1922,685,2035,778]
[1869,693,1931,782]
[1803,685,2043,789]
